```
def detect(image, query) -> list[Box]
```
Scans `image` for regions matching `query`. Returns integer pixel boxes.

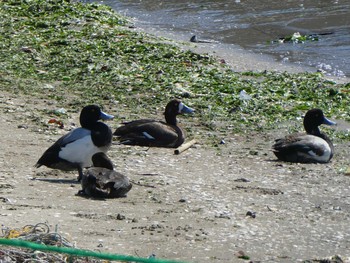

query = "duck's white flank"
[59,135,106,168]
[300,135,331,163]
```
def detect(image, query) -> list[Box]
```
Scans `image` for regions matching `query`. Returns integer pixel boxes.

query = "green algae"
[1,0,349,143]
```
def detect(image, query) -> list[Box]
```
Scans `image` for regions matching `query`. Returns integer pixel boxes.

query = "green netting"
[0,238,188,263]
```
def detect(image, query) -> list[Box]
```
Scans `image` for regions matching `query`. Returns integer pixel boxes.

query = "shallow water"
[85,0,350,78]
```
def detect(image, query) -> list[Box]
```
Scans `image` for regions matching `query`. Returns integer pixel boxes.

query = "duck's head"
[80,105,114,128]
[91,152,114,170]
[164,99,194,115]
[303,108,336,134]
[164,99,194,124]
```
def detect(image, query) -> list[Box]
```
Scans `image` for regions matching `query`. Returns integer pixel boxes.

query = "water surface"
[85,0,350,77]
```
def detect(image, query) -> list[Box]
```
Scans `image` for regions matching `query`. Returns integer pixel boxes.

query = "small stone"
[246,211,256,218]
[235,250,250,260]
[116,213,125,220]
[234,178,250,183]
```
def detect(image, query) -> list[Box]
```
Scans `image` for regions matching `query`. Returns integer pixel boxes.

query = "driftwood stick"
[344,167,350,176]
[174,139,197,155]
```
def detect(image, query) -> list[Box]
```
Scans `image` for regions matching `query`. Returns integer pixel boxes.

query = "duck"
[272,108,336,163]
[35,105,114,181]
[114,99,194,148]
[79,152,132,198]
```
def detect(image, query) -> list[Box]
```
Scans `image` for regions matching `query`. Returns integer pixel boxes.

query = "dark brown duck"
[114,99,194,148]
[79,152,132,198]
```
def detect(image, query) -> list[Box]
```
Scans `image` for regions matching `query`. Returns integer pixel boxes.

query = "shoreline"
[127,17,350,84]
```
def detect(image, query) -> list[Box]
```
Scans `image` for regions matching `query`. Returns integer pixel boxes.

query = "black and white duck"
[35,105,114,180]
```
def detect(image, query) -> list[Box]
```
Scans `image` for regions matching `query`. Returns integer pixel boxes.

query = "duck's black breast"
[91,122,112,147]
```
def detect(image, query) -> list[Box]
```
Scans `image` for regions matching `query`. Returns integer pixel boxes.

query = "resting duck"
[35,105,114,180]
[272,108,336,163]
[79,152,132,198]
[114,99,194,148]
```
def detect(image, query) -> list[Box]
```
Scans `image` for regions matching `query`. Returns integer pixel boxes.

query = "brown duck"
[114,99,194,148]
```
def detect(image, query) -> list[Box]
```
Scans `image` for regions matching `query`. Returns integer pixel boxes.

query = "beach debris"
[190,35,217,43]
[17,124,28,129]
[1,223,72,247]
[275,31,332,44]
[174,139,197,155]
[54,108,66,115]
[344,167,350,176]
[148,253,156,259]
[0,223,105,262]
[234,178,250,183]
[304,255,345,263]
[246,211,256,218]
[235,250,250,260]
[48,118,64,129]
[215,212,231,219]
[239,90,252,101]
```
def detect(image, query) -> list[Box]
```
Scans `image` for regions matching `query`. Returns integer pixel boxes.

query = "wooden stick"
[344,167,350,176]
[174,139,197,155]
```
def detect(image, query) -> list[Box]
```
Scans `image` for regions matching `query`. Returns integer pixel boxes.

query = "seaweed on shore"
[0,0,349,144]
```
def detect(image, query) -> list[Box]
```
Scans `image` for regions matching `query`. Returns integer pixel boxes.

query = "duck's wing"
[79,173,109,198]
[35,128,91,168]
[114,119,157,135]
[57,128,91,147]
[114,120,179,147]
[103,171,132,198]
[88,168,132,198]
[272,134,331,163]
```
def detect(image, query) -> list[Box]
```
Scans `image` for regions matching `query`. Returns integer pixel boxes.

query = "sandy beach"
[1,90,350,262]
[1,1,350,262]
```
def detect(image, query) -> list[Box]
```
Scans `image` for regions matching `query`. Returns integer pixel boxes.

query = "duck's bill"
[323,117,336,126]
[179,103,195,114]
[100,111,114,120]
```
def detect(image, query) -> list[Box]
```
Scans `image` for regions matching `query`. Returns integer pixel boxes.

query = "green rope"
[0,238,188,263]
